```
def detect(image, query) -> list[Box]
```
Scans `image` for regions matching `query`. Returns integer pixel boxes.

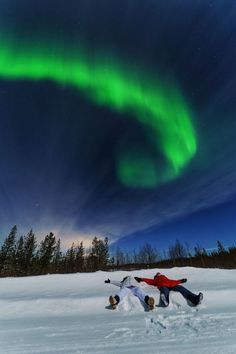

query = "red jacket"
[141,274,182,289]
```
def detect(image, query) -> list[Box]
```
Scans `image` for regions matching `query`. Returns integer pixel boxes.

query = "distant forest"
[0,225,236,277]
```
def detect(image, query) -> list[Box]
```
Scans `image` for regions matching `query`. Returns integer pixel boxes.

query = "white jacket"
[110,276,140,289]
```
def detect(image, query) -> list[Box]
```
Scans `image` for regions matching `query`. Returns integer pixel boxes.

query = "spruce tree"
[65,242,76,273]
[52,239,62,273]
[0,225,17,276]
[24,230,37,275]
[75,241,85,272]
[90,236,109,270]
[15,236,25,276]
[38,232,56,274]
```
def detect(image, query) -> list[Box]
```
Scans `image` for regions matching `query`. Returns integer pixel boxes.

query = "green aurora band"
[0,36,197,188]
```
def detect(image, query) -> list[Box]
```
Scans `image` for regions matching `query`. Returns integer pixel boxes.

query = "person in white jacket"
[104,275,155,310]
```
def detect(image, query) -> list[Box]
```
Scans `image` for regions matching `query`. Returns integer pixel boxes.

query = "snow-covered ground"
[1,267,236,354]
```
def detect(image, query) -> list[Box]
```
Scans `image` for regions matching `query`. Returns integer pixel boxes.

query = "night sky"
[0,0,236,250]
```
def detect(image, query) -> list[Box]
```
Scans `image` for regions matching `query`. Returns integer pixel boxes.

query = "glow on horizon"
[0,34,197,187]
[36,228,99,250]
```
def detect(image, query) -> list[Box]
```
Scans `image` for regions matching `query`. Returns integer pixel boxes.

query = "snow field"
[1,267,236,353]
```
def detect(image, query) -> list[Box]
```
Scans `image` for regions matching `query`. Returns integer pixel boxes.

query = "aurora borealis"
[1,0,236,250]
[0,36,196,188]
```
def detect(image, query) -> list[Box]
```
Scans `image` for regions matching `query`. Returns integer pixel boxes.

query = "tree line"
[1,226,236,277]
[112,239,236,270]
[0,226,109,277]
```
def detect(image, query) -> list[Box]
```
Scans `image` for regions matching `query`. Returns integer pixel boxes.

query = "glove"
[134,277,142,283]
[104,279,110,283]
[180,278,187,283]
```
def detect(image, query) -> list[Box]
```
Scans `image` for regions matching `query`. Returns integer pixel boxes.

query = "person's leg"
[171,285,203,306]
[159,287,170,307]
[131,287,146,302]
[109,287,131,308]
[131,287,155,309]
[116,287,131,303]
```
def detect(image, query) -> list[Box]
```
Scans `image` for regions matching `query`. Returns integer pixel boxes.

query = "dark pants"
[159,285,199,306]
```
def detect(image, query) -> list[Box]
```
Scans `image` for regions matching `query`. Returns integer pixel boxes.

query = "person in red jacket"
[135,272,203,307]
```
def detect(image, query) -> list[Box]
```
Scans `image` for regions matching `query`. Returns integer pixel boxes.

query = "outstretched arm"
[161,275,187,287]
[104,279,121,287]
[135,277,155,286]
[141,278,156,286]
[110,280,122,287]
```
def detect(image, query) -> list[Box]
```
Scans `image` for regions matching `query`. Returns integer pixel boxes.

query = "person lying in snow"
[134,272,203,307]
[104,275,155,310]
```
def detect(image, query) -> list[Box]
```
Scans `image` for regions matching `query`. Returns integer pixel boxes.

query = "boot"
[145,295,155,310]
[147,296,155,310]
[187,292,203,306]
[109,295,119,309]
[196,292,203,305]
